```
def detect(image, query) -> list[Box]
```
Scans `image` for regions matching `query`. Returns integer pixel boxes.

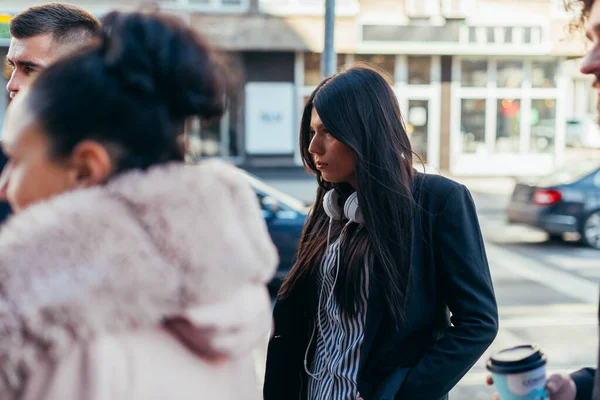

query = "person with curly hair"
[0,9,278,400]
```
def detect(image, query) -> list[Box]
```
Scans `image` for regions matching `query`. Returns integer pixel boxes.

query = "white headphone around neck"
[323,190,364,224]
[304,189,363,380]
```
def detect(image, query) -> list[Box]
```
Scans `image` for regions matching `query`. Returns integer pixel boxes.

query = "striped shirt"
[307,236,370,400]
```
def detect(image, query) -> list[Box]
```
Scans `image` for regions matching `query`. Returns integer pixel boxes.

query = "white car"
[566,116,600,149]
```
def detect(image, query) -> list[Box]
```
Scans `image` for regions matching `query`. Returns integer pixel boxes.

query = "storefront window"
[496,98,521,152]
[456,58,561,175]
[532,61,558,88]
[304,53,346,86]
[461,60,487,87]
[503,27,513,44]
[497,60,524,88]
[531,99,556,153]
[407,100,429,161]
[355,54,395,80]
[460,99,486,153]
[185,116,226,160]
[408,56,431,85]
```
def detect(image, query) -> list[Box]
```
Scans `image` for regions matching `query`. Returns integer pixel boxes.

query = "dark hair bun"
[100,11,226,120]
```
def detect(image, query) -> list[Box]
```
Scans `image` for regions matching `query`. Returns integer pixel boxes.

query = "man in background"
[0,3,100,224]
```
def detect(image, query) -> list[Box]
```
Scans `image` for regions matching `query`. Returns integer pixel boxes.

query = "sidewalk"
[441,174,515,216]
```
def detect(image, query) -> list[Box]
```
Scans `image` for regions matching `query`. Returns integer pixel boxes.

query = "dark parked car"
[244,174,308,295]
[507,160,600,249]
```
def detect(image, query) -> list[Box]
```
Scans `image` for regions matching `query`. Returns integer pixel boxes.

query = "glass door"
[407,99,430,162]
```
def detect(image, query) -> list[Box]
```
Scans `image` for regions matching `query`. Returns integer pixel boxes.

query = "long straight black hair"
[279,65,416,324]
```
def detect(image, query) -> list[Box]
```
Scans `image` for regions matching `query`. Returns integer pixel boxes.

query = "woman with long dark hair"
[263,65,498,400]
[0,11,277,400]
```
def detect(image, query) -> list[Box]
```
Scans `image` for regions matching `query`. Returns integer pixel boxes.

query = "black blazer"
[570,291,600,400]
[572,368,596,400]
[263,173,499,400]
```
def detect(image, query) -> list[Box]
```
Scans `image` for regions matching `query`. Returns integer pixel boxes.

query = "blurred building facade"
[0,0,595,176]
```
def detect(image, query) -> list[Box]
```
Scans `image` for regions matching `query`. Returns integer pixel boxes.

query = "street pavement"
[249,168,600,400]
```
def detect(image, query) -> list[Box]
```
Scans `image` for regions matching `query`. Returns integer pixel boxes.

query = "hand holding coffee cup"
[544,375,577,400]
[486,345,549,400]
[488,374,577,400]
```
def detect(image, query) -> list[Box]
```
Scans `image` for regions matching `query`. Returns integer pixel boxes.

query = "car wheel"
[582,211,600,250]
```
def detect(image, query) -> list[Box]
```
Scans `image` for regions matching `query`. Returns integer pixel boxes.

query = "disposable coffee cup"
[486,345,548,400]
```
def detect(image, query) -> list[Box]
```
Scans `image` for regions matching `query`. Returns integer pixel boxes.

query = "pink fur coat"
[0,160,278,399]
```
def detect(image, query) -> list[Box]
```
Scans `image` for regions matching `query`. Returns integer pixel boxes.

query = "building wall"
[0,0,592,176]
[0,0,140,11]
[3,0,587,58]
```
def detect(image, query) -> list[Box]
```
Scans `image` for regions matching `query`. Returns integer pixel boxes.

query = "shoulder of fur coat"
[0,160,278,396]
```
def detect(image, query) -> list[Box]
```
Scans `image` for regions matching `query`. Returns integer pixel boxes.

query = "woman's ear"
[69,140,114,187]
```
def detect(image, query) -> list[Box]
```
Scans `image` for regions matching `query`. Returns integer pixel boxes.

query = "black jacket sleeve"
[263,296,307,400]
[397,185,499,399]
[571,368,596,400]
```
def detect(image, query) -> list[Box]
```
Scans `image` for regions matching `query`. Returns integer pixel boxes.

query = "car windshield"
[537,159,600,186]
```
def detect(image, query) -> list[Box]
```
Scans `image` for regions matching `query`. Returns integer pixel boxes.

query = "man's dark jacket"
[570,296,600,400]
[0,148,11,224]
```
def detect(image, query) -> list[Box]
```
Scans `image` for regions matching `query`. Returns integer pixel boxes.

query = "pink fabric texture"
[0,160,278,399]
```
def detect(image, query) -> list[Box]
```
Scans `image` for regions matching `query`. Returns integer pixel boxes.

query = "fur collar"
[0,160,277,396]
